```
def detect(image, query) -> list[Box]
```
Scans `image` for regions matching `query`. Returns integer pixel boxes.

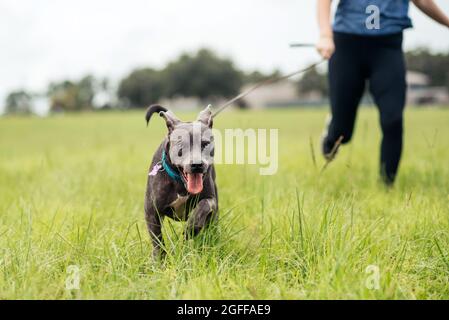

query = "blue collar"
[162,151,184,183]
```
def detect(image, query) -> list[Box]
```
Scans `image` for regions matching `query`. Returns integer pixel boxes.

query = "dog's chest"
[169,194,190,219]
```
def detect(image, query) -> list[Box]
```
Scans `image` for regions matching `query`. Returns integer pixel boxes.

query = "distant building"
[241,80,325,109]
[159,96,202,111]
[240,71,448,109]
[406,71,449,106]
[241,80,298,109]
[159,96,228,111]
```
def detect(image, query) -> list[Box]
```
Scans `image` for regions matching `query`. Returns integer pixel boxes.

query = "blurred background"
[1,0,449,116]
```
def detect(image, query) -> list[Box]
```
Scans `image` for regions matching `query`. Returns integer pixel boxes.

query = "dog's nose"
[190,163,204,173]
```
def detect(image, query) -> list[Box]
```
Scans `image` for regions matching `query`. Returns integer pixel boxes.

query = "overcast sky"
[1,0,449,112]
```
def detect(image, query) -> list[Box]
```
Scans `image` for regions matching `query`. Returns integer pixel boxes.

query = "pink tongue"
[186,173,203,194]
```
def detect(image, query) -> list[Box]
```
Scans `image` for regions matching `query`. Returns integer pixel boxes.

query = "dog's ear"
[145,104,168,126]
[159,110,180,132]
[196,105,213,128]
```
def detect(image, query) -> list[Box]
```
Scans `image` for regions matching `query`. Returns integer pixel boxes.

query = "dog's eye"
[178,149,182,157]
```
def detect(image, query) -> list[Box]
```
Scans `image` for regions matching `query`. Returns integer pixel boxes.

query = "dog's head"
[146,104,215,194]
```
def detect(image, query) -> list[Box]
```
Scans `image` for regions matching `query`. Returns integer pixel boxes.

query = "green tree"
[48,75,97,112]
[406,48,449,90]
[243,69,281,84]
[164,49,243,101]
[5,90,33,114]
[117,68,164,108]
[297,66,328,97]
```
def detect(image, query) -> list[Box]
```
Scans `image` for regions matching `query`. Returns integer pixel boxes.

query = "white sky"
[1,0,449,112]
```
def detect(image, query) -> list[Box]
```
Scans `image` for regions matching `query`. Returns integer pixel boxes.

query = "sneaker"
[321,136,337,161]
[321,115,339,161]
[380,164,396,187]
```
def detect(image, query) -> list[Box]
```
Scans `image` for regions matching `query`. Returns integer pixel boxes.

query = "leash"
[211,59,326,119]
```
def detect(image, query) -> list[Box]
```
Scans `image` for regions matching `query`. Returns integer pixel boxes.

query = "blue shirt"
[333,0,413,36]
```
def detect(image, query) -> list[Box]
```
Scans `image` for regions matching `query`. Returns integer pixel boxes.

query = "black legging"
[326,32,406,184]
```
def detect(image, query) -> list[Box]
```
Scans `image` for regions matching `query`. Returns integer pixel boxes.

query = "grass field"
[0,107,448,299]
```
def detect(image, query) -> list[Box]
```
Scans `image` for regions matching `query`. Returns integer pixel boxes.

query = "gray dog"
[144,104,218,258]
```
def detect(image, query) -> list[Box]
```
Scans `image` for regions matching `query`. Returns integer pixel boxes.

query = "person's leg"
[324,33,367,157]
[368,34,406,185]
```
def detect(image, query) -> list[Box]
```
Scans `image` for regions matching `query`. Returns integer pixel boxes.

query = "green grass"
[0,107,448,299]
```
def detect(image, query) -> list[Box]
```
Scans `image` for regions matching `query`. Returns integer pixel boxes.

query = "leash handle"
[211,59,326,118]
[290,43,315,48]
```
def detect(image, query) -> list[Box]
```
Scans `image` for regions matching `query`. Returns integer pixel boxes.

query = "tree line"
[5,48,267,114]
[4,47,449,114]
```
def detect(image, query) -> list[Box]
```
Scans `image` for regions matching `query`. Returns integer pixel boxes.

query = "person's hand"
[316,35,335,60]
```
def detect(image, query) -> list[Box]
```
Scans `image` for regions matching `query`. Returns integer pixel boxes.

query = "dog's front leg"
[185,198,217,239]
[145,207,165,259]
